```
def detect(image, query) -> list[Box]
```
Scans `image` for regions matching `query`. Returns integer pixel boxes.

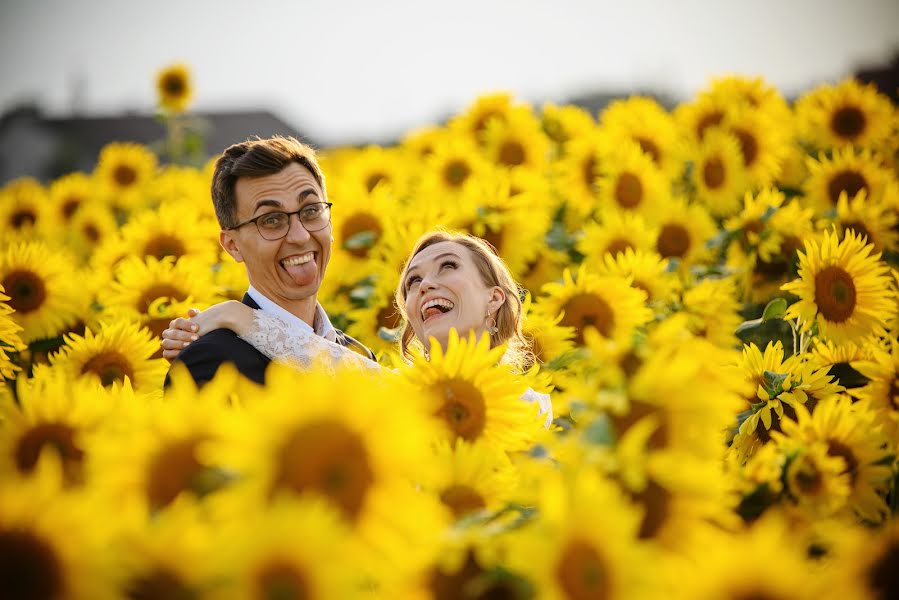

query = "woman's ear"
[220,230,244,263]
[487,286,506,314]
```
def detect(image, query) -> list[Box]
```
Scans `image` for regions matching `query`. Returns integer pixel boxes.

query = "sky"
[1,0,898,145]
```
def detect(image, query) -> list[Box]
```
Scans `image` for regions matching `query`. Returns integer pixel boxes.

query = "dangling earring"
[485,311,499,335]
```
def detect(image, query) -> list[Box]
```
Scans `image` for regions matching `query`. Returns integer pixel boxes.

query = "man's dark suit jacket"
[164,294,375,387]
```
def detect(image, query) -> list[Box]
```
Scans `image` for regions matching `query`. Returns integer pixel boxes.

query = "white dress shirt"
[246,285,338,343]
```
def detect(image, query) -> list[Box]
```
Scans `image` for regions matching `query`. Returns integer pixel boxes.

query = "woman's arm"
[160,301,254,361]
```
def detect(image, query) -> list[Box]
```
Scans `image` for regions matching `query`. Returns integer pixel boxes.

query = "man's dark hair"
[211,135,326,228]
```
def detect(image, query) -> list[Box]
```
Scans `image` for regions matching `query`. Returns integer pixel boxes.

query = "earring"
[485,311,499,335]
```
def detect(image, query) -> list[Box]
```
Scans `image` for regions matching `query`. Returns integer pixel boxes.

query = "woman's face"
[402,241,504,352]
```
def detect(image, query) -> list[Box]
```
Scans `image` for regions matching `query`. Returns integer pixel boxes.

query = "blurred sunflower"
[66,199,118,261]
[93,142,158,212]
[401,124,447,159]
[482,108,550,171]
[520,292,576,367]
[343,263,406,357]
[541,102,596,148]
[150,164,211,213]
[0,241,83,344]
[704,75,793,126]
[596,248,678,306]
[782,229,896,345]
[517,246,569,298]
[213,248,250,301]
[551,130,608,220]
[155,62,193,113]
[837,519,899,600]
[419,134,494,197]
[724,187,787,259]
[449,92,517,143]
[596,141,669,216]
[49,319,168,392]
[722,105,788,187]
[119,203,219,264]
[796,78,895,150]
[850,339,899,436]
[803,146,891,214]
[776,141,812,190]
[599,96,682,178]
[650,197,717,267]
[0,285,25,380]
[539,266,651,346]
[680,276,744,348]
[342,145,410,195]
[688,129,751,218]
[577,208,659,263]
[778,396,892,522]
[674,91,731,146]
[777,440,852,518]
[404,331,540,451]
[0,177,50,240]
[831,189,898,253]
[47,171,97,227]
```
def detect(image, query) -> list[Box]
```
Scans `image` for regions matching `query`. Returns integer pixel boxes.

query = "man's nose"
[284,214,311,243]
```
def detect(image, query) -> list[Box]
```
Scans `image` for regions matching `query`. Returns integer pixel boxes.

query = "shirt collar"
[246,285,337,343]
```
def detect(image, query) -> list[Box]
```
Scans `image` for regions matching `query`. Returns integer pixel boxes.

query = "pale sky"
[1,0,897,145]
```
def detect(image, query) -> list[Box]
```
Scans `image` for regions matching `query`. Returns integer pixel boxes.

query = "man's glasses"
[227,202,333,241]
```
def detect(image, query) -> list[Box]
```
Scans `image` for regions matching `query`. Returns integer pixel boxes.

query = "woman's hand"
[160,301,254,362]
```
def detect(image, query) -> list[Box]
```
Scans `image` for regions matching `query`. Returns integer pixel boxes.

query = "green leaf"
[377,326,402,342]
[761,297,788,321]
[343,230,377,250]
[581,414,616,446]
[762,370,790,396]
[735,318,795,358]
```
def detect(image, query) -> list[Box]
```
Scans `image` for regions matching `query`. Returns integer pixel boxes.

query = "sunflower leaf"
[762,370,789,396]
[761,298,788,321]
[582,414,616,446]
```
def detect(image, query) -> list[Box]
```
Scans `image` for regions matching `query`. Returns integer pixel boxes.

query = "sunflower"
[48,171,98,227]
[0,285,25,380]
[93,142,158,212]
[776,141,812,191]
[596,248,679,306]
[704,75,793,126]
[341,145,411,195]
[777,396,892,522]
[213,248,250,301]
[734,341,807,443]
[149,164,211,214]
[779,440,852,518]
[795,78,896,150]
[119,202,219,264]
[419,134,495,197]
[599,96,683,178]
[0,241,83,344]
[520,292,576,367]
[481,108,550,172]
[551,130,609,221]
[0,370,115,486]
[596,140,670,216]
[782,229,896,345]
[213,364,446,578]
[449,92,518,143]
[541,102,595,148]
[66,199,118,261]
[577,208,659,263]
[721,105,789,187]
[214,497,362,599]
[831,189,899,253]
[680,276,744,348]
[155,62,193,113]
[838,519,899,600]
[328,180,401,280]
[538,265,652,347]
[689,129,752,218]
[803,146,891,215]
[401,124,448,159]
[343,263,406,357]
[850,339,899,438]
[423,439,518,522]
[402,330,541,451]
[504,469,648,600]
[517,246,569,299]
[49,319,169,393]
[0,457,112,599]
[724,187,787,259]
[0,177,50,239]
[674,91,732,146]
[650,196,717,268]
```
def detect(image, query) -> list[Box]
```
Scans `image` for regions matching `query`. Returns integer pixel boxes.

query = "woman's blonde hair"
[394,230,533,371]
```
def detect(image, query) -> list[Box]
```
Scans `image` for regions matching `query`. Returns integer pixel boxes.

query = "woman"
[161,231,551,420]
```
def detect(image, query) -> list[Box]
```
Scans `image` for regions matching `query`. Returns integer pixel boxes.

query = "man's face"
[220,162,331,307]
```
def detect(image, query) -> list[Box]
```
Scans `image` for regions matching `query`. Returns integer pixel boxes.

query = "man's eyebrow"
[405,252,461,276]
[252,189,319,215]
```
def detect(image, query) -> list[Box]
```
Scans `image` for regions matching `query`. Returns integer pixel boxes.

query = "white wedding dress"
[239,311,553,426]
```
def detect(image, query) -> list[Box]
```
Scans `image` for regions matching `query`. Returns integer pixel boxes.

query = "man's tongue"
[282,258,316,285]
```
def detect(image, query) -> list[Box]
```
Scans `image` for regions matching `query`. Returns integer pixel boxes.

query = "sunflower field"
[1,65,898,599]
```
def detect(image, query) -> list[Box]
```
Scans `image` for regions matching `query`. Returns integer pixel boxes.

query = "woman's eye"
[406,276,421,290]
[441,261,457,270]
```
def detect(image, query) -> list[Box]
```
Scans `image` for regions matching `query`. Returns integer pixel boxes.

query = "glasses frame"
[226,202,333,240]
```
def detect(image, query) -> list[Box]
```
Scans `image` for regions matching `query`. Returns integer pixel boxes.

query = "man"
[164,136,374,386]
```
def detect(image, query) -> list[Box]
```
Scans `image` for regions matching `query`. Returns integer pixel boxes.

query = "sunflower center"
[11,209,37,229]
[826,439,859,487]
[145,437,205,511]
[830,105,866,141]
[365,173,387,193]
[440,484,487,519]
[842,221,871,244]
[635,137,661,165]
[827,170,868,205]
[732,128,759,167]
[605,238,633,257]
[125,568,196,600]
[789,455,824,496]
[434,379,488,442]
[162,74,186,96]
[555,539,611,600]
[2,269,47,314]
[633,479,671,539]
[612,399,668,449]
[83,223,101,242]
[582,155,598,190]
[255,561,310,600]
[696,110,724,140]
[560,293,614,344]
[61,197,82,220]
[81,351,135,387]
[814,266,856,323]
[114,165,138,187]
[498,140,526,167]
[0,529,64,600]
[443,159,472,188]
[340,212,382,258]
[14,422,84,484]
[703,156,726,189]
[143,234,186,260]
[867,540,899,600]
[656,224,691,259]
[273,420,374,521]
[428,551,494,600]
[614,172,643,209]
[474,111,502,136]
[138,284,187,313]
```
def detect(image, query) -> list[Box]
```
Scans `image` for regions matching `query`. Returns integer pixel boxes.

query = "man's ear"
[487,286,506,315]
[220,230,244,263]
